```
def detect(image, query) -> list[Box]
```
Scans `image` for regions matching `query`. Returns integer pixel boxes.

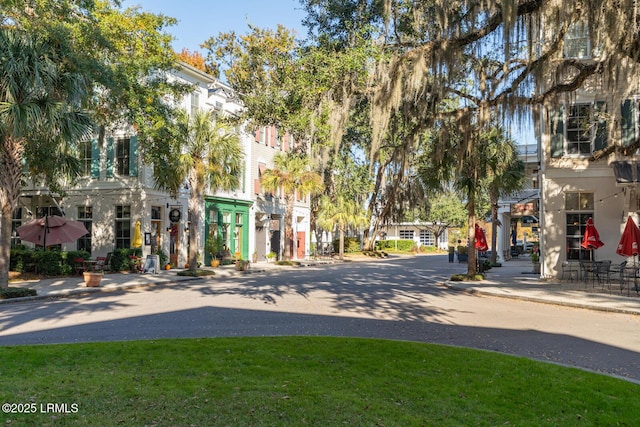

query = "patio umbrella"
[17,215,88,247]
[131,220,142,248]
[475,223,489,252]
[616,216,640,258]
[581,217,604,261]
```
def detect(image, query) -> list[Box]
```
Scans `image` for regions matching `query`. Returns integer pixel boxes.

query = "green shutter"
[621,99,636,147]
[129,136,138,177]
[550,105,564,158]
[594,101,608,151]
[106,137,114,178]
[91,139,100,179]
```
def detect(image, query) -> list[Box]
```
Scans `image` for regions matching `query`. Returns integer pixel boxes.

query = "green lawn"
[1,337,638,426]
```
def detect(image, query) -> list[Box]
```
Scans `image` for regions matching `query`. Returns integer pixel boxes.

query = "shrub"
[0,287,37,300]
[375,239,414,252]
[275,260,301,266]
[111,248,142,271]
[177,269,216,277]
[332,237,361,253]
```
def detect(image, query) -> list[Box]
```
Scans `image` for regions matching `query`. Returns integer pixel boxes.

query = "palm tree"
[317,195,368,260]
[261,152,324,260]
[0,28,93,288]
[152,109,244,271]
[482,129,525,265]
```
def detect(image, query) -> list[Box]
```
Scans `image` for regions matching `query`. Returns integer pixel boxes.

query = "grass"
[1,337,639,426]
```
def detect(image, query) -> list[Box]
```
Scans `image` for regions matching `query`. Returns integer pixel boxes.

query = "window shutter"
[550,105,564,158]
[255,129,260,142]
[129,136,138,177]
[594,101,608,151]
[106,137,114,178]
[621,99,636,147]
[91,139,100,179]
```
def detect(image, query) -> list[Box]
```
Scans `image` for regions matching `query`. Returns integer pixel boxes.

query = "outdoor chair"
[72,257,86,275]
[595,260,612,289]
[94,256,107,273]
[560,261,579,282]
[609,261,627,293]
[102,252,112,272]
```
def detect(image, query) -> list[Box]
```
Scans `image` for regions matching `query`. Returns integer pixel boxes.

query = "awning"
[500,189,540,204]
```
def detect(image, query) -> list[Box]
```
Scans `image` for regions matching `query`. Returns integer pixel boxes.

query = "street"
[2,255,640,382]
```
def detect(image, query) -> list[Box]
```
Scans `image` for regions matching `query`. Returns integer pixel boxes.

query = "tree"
[260,152,324,260]
[150,109,244,271]
[422,190,468,247]
[316,195,368,260]
[481,129,526,265]
[0,27,93,288]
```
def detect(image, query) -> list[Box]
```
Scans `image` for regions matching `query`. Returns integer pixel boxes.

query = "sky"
[121,0,307,54]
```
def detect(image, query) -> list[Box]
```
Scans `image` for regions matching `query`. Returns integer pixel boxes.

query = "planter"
[458,254,468,263]
[83,272,102,287]
[211,259,220,268]
[235,260,250,271]
[532,262,541,274]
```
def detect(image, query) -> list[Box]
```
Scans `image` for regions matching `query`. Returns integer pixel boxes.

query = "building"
[535,18,640,278]
[13,63,312,266]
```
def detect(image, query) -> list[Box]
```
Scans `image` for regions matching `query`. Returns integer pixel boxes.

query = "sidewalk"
[445,255,640,316]
[4,256,640,315]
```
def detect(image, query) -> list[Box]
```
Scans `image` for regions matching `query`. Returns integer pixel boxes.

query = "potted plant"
[235,258,250,271]
[206,235,223,268]
[83,271,102,287]
[266,251,277,263]
[531,245,540,273]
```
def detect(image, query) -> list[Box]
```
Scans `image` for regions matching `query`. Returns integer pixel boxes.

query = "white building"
[13,63,312,267]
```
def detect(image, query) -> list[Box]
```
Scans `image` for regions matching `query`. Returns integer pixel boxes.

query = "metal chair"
[560,261,579,282]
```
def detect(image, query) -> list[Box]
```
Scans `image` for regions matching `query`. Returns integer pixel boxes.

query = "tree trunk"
[467,197,477,276]
[187,174,204,271]
[0,209,12,288]
[283,195,294,260]
[339,226,345,260]
[0,136,26,287]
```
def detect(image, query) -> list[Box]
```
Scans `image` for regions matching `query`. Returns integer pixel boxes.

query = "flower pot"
[164,264,171,270]
[235,260,250,271]
[211,259,220,268]
[532,262,541,274]
[83,272,102,287]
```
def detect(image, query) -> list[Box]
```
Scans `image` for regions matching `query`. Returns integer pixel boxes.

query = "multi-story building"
[536,18,640,278]
[13,62,312,266]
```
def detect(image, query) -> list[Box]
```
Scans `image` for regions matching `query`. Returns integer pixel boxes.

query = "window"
[116,138,130,175]
[419,230,435,246]
[115,205,131,249]
[564,20,590,59]
[399,230,414,240]
[565,192,594,261]
[566,104,593,155]
[11,208,21,248]
[79,140,92,177]
[191,91,200,116]
[77,206,92,253]
[551,102,607,157]
[151,206,162,255]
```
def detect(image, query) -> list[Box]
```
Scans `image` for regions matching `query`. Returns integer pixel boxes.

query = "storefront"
[204,196,251,264]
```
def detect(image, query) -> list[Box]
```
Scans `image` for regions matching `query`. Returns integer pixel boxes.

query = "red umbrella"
[581,217,604,250]
[617,216,640,257]
[17,215,88,247]
[475,223,488,252]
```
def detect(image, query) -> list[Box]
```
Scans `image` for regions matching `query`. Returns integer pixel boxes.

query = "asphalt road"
[2,255,640,383]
